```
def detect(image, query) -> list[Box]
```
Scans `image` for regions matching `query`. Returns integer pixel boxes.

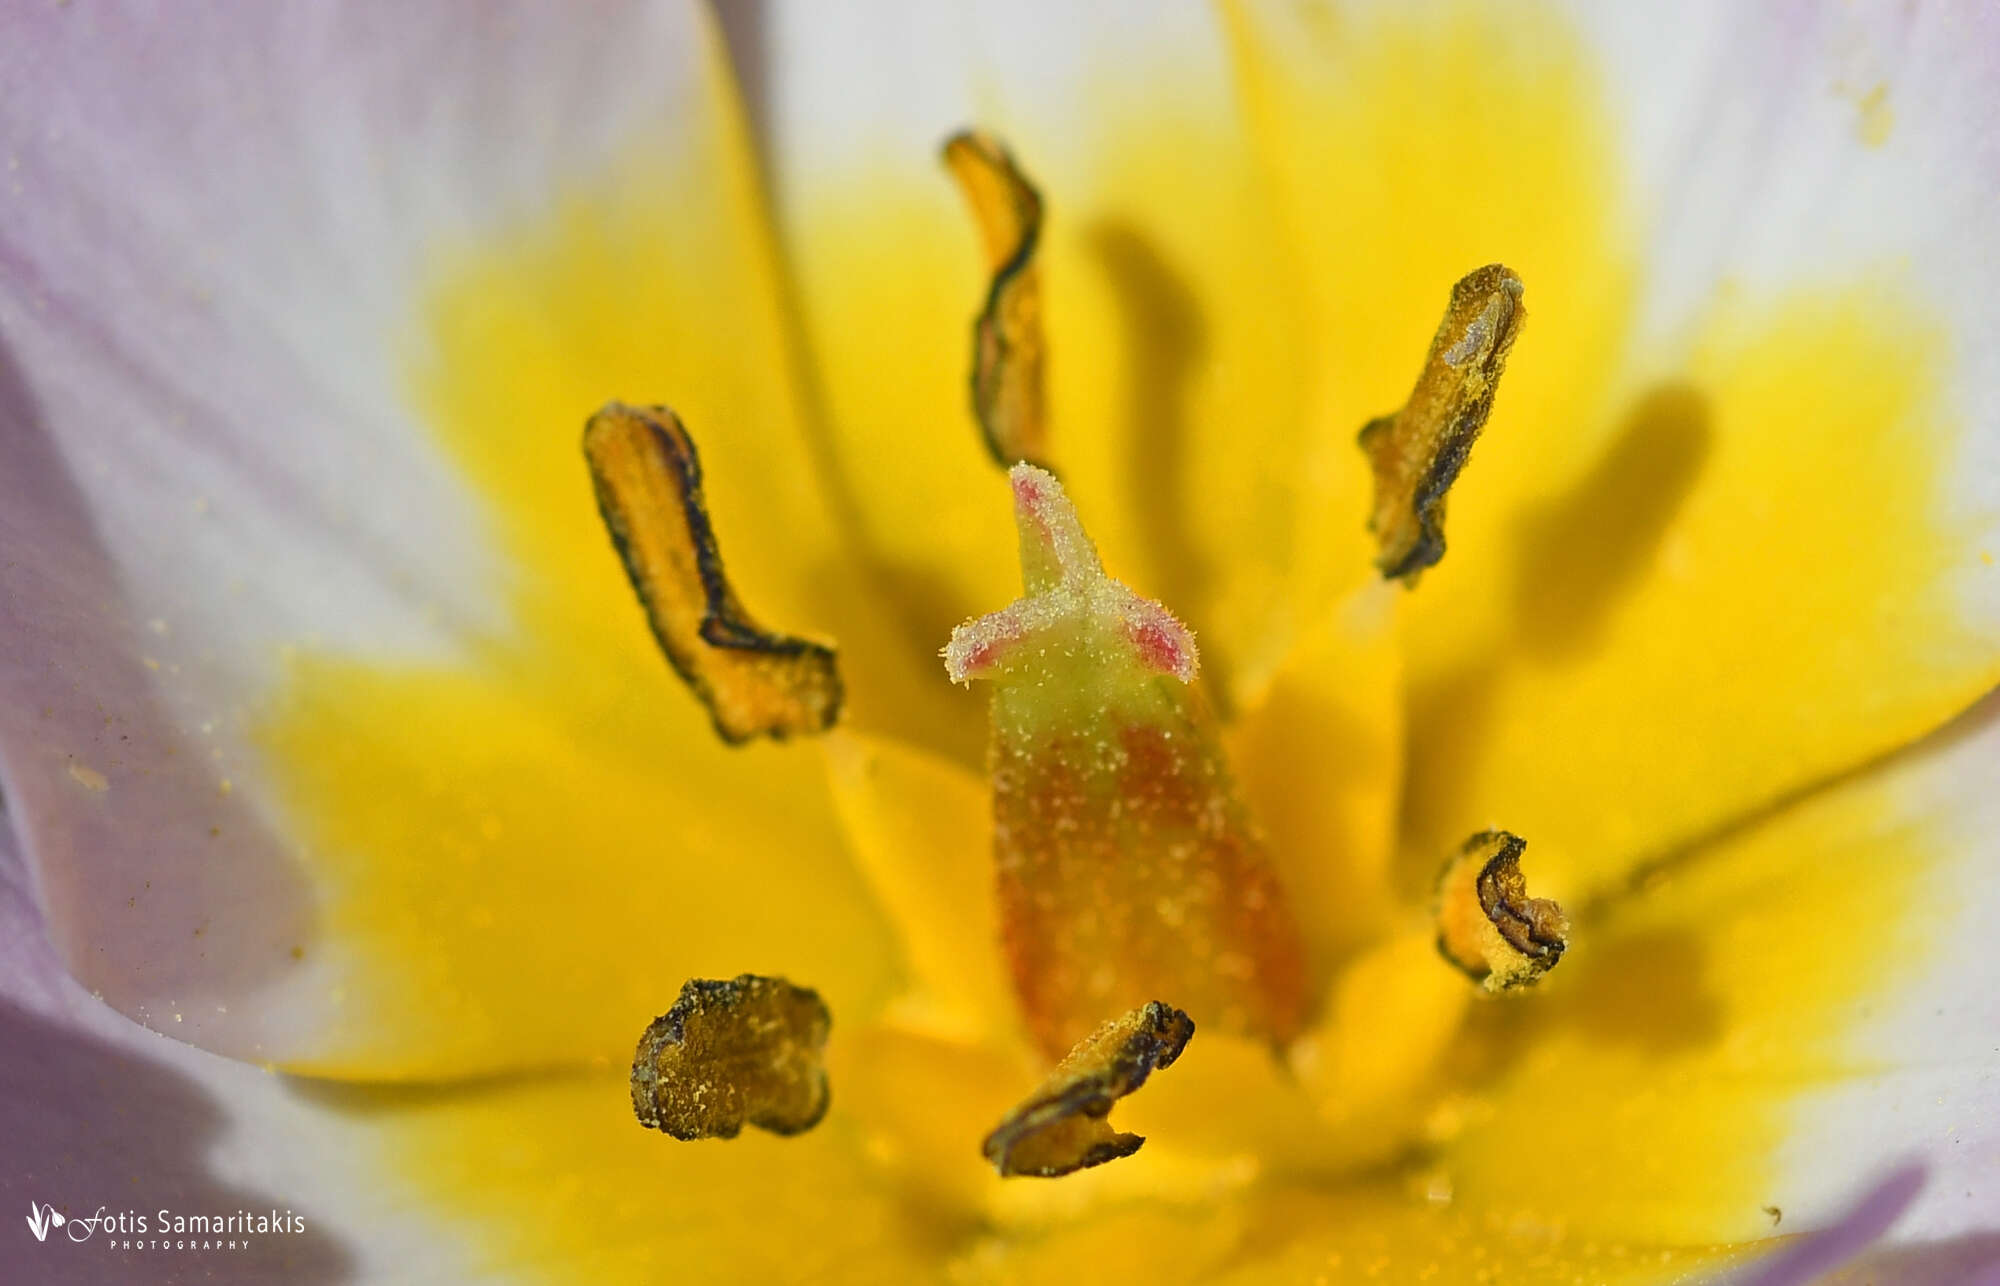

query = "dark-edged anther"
[981,1001,1194,1178]
[584,402,842,744]
[631,974,832,1140]
[1435,829,1569,992]
[1360,264,1525,583]
[943,130,1048,470]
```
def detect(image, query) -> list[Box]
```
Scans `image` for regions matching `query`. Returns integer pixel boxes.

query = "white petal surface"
[0,0,905,1074]
[1562,0,2000,632]
[1767,688,2000,1242]
[0,812,466,1283]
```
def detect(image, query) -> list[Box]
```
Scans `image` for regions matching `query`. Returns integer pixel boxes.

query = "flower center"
[588,127,1569,1183]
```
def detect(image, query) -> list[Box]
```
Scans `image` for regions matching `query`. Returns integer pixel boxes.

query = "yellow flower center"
[242,4,1980,1278]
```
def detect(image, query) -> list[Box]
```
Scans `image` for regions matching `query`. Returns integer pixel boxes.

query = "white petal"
[0,816,468,1282]
[0,1,903,1074]
[2,1,722,673]
[1552,0,2000,698]
[1562,2,2000,633]
[1768,690,2000,1241]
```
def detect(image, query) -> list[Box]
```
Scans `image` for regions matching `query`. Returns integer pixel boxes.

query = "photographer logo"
[22,1200,304,1254]
[25,1202,65,1242]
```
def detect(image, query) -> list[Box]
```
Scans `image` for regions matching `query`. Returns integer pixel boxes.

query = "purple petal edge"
[1736,1164,1925,1285]
[0,808,353,1284]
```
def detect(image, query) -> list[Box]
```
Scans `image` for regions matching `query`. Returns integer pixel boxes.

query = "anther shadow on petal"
[0,339,323,1051]
[1234,677,1404,996]
[1395,660,1506,899]
[1544,925,1726,1056]
[0,1000,355,1284]
[1450,923,1728,1080]
[1400,387,1711,891]
[1086,220,1234,707]
[1508,382,1713,663]
[792,550,989,766]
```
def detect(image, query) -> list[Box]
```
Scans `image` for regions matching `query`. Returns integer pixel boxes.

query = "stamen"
[946,465,1306,1059]
[584,402,842,743]
[943,130,1048,469]
[1434,830,1569,991]
[981,1001,1194,1178]
[1360,264,1525,582]
[630,974,832,1139]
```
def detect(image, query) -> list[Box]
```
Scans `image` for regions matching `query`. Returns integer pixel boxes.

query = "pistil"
[946,466,1307,1060]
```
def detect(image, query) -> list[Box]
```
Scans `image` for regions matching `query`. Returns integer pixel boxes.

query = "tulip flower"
[2,3,1998,1282]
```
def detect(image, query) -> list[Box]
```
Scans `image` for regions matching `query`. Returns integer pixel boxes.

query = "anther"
[631,975,833,1139]
[943,130,1049,469]
[584,403,842,743]
[1360,265,1525,583]
[1434,830,1568,991]
[982,1001,1193,1177]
